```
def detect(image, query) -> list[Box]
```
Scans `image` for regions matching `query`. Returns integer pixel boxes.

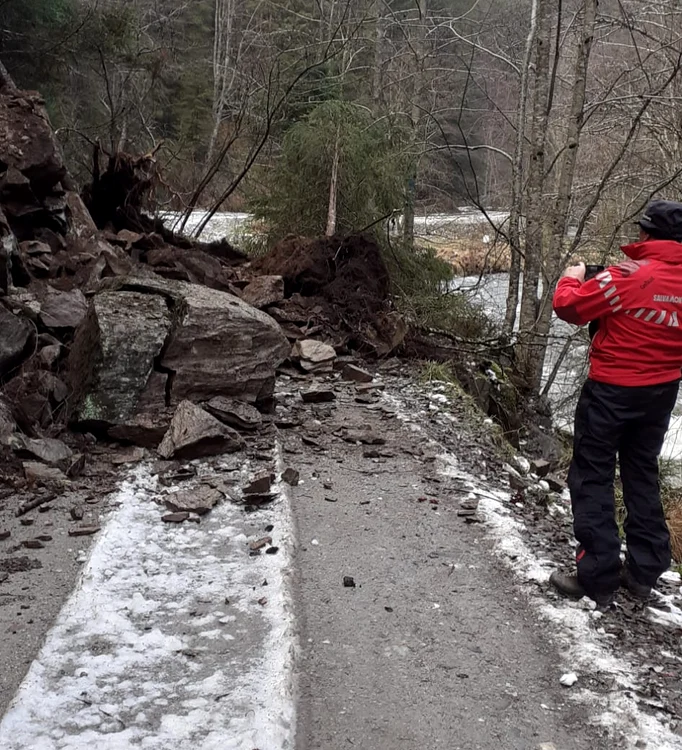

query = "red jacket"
[553,240,682,386]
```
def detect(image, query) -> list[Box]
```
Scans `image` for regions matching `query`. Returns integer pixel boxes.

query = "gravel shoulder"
[0,468,115,715]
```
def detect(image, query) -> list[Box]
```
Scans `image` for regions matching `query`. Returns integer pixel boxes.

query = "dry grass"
[665,496,682,563]
[416,235,510,275]
[603,481,682,559]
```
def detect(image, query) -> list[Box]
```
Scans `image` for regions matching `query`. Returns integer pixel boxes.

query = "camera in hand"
[585,263,605,280]
[585,264,606,339]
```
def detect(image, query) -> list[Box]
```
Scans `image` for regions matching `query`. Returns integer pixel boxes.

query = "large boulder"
[114,277,290,405]
[0,304,33,378]
[68,290,173,430]
[65,192,97,240]
[15,436,72,466]
[158,401,244,459]
[0,396,15,444]
[0,91,66,193]
[0,206,18,294]
[241,275,284,309]
[204,396,263,431]
[68,277,289,444]
[39,287,88,329]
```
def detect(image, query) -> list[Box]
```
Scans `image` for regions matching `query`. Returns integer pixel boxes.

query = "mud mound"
[254,234,404,356]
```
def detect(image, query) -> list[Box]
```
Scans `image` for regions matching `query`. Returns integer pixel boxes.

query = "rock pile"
[0,74,405,478]
[254,234,406,356]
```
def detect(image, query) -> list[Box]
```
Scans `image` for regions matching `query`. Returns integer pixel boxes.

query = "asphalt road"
[286,397,613,750]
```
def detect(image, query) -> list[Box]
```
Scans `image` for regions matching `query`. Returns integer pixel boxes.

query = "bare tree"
[504,0,538,333]
[207,0,237,166]
[403,0,428,246]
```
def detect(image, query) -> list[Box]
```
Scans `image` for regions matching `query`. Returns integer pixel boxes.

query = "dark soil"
[255,234,404,355]
[255,234,389,301]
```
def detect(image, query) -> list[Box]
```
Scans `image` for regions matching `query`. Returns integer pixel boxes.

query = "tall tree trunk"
[0,59,17,92]
[117,113,129,153]
[326,128,341,236]
[504,0,539,334]
[207,0,235,167]
[530,0,598,388]
[403,0,427,247]
[516,0,553,389]
[372,0,386,113]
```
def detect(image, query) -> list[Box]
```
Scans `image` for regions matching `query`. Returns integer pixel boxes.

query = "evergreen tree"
[255,99,407,243]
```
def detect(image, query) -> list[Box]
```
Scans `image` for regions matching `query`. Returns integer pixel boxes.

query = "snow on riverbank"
[159,211,254,244]
[0,455,297,750]
[157,208,507,245]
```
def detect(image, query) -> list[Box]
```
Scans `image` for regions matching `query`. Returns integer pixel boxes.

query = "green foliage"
[0,0,78,86]
[94,6,138,57]
[384,240,496,340]
[0,0,75,31]
[254,99,408,242]
[280,63,343,126]
[420,361,457,383]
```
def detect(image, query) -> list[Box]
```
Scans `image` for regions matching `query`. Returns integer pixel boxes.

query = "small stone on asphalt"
[282,468,300,486]
[68,525,102,536]
[249,536,272,551]
[23,540,44,549]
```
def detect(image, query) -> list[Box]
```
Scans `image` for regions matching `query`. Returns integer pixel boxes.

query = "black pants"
[568,378,679,598]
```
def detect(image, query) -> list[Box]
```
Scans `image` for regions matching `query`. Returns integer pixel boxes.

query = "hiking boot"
[549,571,614,610]
[620,565,652,600]
[549,571,585,599]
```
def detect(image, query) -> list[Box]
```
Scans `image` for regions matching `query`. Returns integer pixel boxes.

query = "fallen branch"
[16,493,57,517]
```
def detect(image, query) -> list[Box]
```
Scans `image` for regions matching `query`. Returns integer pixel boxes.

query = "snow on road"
[0,454,297,750]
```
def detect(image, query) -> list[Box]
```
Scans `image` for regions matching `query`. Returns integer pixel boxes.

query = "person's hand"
[562,262,586,282]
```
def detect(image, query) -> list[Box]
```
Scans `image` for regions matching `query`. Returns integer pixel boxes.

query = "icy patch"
[647,605,682,630]
[0,456,297,750]
[385,389,682,750]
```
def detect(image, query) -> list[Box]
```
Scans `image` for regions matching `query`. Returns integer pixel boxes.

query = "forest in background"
[0,1,519,216]
[3,0,682,392]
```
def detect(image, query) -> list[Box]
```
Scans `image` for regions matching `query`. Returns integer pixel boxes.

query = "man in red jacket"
[550,199,682,608]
